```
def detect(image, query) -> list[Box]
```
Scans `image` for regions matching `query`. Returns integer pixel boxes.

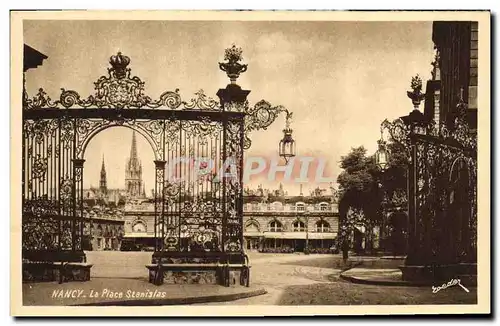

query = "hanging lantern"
[279,112,295,163]
[375,139,389,171]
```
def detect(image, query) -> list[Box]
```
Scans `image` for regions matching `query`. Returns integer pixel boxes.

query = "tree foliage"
[337,141,408,222]
[382,140,408,199]
[337,146,381,218]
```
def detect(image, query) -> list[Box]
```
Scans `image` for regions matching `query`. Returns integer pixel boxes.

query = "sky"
[23,20,435,195]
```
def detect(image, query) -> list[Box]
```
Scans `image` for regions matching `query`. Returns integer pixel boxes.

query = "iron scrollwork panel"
[414,137,477,265]
[75,118,164,160]
[175,119,224,253]
[22,117,83,252]
[154,161,166,251]
[223,118,244,253]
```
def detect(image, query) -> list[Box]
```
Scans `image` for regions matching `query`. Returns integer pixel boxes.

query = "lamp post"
[375,127,390,253]
[303,207,311,255]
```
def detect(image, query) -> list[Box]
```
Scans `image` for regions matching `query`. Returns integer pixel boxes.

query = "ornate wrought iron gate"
[409,104,477,267]
[384,93,477,269]
[22,46,289,283]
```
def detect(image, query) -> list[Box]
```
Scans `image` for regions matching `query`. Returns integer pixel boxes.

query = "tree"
[337,146,381,216]
[337,146,383,255]
[382,140,408,199]
[337,139,409,257]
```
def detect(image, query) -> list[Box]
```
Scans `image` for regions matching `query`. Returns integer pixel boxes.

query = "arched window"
[268,220,283,232]
[132,220,147,233]
[296,203,305,211]
[316,220,330,232]
[292,220,306,232]
[320,203,329,211]
[245,220,260,233]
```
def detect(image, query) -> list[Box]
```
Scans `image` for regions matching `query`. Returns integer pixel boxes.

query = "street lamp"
[375,127,390,254]
[279,111,296,164]
[375,130,390,172]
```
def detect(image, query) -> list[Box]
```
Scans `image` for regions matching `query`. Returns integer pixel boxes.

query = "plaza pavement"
[22,251,477,306]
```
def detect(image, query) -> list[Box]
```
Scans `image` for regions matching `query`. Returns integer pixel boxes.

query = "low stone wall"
[23,262,93,283]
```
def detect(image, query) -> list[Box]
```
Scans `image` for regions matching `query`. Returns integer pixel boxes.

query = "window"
[296,203,305,211]
[132,221,147,233]
[269,220,283,232]
[245,221,260,233]
[316,220,330,233]
[292,220,306,232]
[273,202,283,211]
[320,203,329,211]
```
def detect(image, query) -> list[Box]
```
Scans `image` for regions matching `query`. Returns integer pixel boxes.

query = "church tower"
[125,131,143,199]
[99,155,107,195]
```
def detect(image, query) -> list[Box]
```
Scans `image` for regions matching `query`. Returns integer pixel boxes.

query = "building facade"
[118,185,340,253]
[82,206,125,251]
[121,200,156,250]
[427,21,478,130]
[243,185,339,253]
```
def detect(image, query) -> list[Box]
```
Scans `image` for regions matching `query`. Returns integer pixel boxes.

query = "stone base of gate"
[147,266,246,287]
[400,263,477,286]
[163,271,219,285]
[23,262,93,283]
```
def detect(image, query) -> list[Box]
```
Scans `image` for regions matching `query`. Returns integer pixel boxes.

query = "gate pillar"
[217,76,249,275]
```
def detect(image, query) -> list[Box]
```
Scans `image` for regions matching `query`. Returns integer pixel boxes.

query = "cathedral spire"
[100,155,107,193]
[130,131,138,161]
[125,131,143,199]
[101,155,106,174]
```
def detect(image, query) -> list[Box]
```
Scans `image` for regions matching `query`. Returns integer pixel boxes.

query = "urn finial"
[219,44,248,84]
[407,74,426,109]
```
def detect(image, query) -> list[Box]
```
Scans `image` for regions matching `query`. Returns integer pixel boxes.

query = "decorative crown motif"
[219,44,248,84]
[109,52,131,79]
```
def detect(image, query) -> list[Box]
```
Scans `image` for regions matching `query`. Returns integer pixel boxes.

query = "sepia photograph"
[10,10,490,316]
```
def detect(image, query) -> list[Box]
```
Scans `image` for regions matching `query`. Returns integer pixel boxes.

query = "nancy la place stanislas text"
[52,288,167,299]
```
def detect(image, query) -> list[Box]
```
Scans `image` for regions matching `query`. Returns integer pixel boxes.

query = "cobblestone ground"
[196,252,477,305]
[85,251,476,305]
